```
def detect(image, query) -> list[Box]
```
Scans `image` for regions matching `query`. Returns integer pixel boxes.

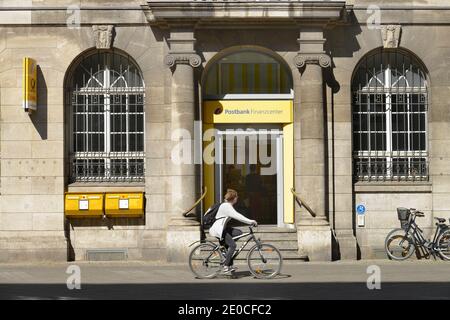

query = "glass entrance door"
[215,126,284,226]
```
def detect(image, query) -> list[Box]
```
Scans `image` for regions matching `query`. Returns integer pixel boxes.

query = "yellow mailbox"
[105,192,144,218]
[65,193,104,218]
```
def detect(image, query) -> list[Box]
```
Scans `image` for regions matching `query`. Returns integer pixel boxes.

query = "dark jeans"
[221,227,243,267]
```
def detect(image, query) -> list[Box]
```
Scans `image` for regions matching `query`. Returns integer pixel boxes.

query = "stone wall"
[1,1,450,261]
[327,18,450,258]
[0,4,172,261]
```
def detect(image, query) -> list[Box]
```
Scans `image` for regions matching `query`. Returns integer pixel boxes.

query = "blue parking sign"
[357,205,366,215]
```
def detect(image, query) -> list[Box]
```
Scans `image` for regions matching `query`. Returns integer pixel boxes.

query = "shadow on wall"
[324,11,362,60]
[324,11,363,260]
[331,232,341,261]
[30,65,47,140]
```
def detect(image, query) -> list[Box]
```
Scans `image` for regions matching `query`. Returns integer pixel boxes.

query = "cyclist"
[209,188,258,274]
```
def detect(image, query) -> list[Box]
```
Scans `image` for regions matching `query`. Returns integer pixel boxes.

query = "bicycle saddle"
[434,217,446,223]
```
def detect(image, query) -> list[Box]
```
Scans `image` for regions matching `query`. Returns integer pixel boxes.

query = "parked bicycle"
[188,226,283,279]
[385,207,450,261]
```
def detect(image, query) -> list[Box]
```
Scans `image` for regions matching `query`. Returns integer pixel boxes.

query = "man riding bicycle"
[208,189,258,274]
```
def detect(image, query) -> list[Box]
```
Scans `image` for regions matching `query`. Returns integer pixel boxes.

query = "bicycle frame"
[229,229,261,261]
[204,228,261,263]
[403,214,448,257]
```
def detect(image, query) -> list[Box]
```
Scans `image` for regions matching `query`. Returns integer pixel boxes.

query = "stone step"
[239,243,298,251]
[206,234,297,242]
[234,226,297,233]
[250,233,298,241]
[205,239,298,251]
[232,250,307,260]
[206,226,297,238]
[204,225,305,260]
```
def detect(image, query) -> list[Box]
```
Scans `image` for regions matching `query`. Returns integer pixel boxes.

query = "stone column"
[294,28,332,261]
[165,29,202,262]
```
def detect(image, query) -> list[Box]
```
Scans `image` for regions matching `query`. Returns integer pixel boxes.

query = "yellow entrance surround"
[202,100,294,224]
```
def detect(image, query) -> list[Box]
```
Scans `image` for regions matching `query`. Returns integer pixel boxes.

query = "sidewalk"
[0,260,449,299]
[0,259,449,283]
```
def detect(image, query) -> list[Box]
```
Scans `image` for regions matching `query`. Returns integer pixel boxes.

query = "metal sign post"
[357,204,366,227]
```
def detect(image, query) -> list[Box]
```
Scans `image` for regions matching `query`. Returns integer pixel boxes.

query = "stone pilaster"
[294,27,332,261]
[165,28,201,262]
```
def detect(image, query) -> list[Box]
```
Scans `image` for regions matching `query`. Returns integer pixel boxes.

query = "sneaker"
[222,266,236,274]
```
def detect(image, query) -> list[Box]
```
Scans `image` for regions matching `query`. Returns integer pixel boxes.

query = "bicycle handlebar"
[410,208,425,217]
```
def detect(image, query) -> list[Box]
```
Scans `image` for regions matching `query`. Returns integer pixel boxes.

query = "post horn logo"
[214,106,223,115]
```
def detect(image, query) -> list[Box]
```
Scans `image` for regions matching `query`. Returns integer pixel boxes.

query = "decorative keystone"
[381,25,401,49]
[92,25,114,49]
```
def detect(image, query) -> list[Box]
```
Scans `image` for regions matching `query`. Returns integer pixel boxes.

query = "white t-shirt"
[208,202,254,239]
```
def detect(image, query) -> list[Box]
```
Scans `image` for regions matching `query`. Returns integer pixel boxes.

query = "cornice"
[143,1,352,28]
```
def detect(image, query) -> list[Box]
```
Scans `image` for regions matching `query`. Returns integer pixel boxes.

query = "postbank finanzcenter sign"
[203,100,293,124]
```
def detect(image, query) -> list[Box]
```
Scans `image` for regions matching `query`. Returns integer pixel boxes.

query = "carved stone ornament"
[293,53,331,69]
[381,25,401,49]
[165,53,201,68]
[92,25,114,49]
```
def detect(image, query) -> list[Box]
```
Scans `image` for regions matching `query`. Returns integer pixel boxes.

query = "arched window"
[352,49,428,182]
[203,50,293,99]
[66,50,145,182]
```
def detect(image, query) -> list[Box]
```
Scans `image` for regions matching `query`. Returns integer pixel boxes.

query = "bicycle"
[385,207,450,261]
[188,226,283,279]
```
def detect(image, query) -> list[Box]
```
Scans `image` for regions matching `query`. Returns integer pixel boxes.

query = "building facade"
[0,0,449,262]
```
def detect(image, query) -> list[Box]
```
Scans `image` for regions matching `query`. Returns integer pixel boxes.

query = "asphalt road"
[0,260,449,300]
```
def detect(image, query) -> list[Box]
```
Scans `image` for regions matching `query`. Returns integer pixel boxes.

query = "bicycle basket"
[397,207,410,230]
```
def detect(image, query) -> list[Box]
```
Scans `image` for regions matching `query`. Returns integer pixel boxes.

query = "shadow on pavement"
[209,271,291,280]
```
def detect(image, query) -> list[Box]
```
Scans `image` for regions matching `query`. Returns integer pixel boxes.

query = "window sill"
[67,182,145,193]
[354,181,432,193]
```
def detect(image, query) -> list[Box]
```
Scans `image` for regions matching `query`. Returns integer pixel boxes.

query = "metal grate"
[352,49,428,182]
[68,51,145,183]
[86,249,128,261]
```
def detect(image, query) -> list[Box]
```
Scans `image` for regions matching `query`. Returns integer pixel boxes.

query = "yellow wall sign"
[23,57,37,113]
[203,100,293,124]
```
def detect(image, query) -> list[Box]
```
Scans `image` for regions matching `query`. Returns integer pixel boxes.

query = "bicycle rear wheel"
[385,228,415,261]
[437,229,450,261]
[189,243,223,279]
[247,243,282,279]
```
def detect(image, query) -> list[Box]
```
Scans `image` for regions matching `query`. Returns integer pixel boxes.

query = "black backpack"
[202,202,225,229]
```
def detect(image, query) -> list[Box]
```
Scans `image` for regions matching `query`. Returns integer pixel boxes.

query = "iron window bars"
[352,49,428,182]
[68,51,145,182]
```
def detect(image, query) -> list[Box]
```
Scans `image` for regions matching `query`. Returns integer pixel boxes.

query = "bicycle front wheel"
[247,243,282,279]
[189,243,223,279]
[385,228,415,261]
[437,229,450,261]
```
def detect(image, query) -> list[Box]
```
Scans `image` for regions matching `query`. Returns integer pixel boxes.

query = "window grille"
[352,49,428,182]
[68,51,145,182]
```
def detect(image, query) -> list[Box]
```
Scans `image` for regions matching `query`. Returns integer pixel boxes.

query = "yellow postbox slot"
[105,192,144,218]
[65,193,104,218]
